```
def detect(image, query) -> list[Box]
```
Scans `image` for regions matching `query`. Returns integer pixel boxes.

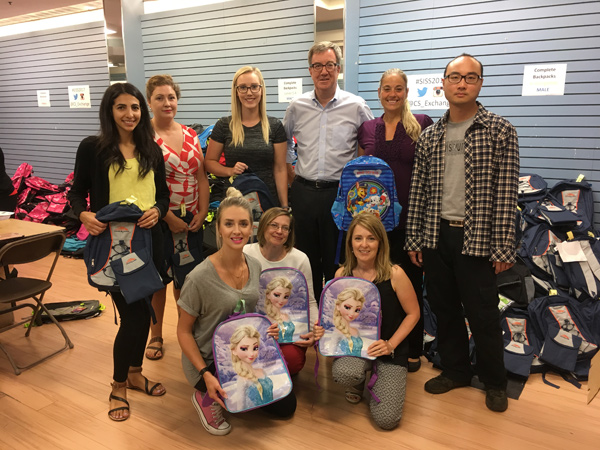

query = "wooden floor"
[1,256,598,450]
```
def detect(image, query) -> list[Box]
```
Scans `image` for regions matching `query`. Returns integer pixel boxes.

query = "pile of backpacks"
[425,173,600,385]
[10,163,86,256]
[510,173,600,381]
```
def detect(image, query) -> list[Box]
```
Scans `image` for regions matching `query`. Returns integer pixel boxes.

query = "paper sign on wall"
[406,74,448,110]
[37,90,50,107]
[522,64,567,96]
[68,85,91,108]
[278,79,302,103]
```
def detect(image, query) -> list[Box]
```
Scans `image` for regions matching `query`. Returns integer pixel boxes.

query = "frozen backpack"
[256,267,310,344]
[213,313,292,413]
[331,156,401,232]
[318,277,381,360]
[83,200,163,305]
[163,211,204,290]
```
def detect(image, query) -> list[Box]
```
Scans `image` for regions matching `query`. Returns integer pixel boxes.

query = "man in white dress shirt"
[283,41,373,301]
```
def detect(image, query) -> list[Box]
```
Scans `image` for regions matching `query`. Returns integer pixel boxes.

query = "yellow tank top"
[108,158,155,211]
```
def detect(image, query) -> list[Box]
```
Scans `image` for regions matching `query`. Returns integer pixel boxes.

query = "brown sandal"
[127,367,166,396]
[108,381,130,421]
[145,336,164,360]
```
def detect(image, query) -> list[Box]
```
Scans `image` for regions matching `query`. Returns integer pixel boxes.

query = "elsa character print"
[264,277,295,342]
[334,288,366,357]
[230,325,273,408]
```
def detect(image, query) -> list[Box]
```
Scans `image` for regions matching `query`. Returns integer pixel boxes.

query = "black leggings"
[111,222,163,382]
[111,291,152,382]
[194,363,297,417]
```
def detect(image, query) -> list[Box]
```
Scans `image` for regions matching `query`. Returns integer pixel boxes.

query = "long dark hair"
[98,82,161,177]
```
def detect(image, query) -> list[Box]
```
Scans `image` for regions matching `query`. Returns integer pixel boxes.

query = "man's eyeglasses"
[236,84,262,94]
[445,73,482,84]
[268,222,290,233]
[309,62,339,72]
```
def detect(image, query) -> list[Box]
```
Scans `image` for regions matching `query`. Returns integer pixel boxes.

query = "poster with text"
[522,64,567,96]
[68,85,91,108]
[37,90,50,107]
[406,73,448,110]
[278,78,302,103]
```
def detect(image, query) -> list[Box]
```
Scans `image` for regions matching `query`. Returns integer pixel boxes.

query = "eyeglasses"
[309,62,339,72]
[444,73,482,84]
[236,84,262,94]
[268,222,290,233]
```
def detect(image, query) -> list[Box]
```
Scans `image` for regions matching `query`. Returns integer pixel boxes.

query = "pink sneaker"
[191,391,231,435]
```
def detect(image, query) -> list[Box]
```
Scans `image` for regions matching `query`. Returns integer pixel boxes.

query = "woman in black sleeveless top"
[332,212,419,430]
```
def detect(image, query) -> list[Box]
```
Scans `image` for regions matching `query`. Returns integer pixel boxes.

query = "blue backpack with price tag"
[83,200,163,305]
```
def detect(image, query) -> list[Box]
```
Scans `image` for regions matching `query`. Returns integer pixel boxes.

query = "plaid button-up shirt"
[405,103,519,263]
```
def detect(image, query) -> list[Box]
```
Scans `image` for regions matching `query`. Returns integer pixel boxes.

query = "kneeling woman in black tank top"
[332,213,420,430]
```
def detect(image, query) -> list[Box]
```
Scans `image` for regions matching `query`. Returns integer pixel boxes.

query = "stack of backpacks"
[510,173,599,381]
[11,163,80,236]
[424,173,600,384]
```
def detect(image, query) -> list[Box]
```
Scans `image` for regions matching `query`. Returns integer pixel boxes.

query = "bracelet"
[151,205,161,218]
[199,366,210,378]
[385,340,394,359]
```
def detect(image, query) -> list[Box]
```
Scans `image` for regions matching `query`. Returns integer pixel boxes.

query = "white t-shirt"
[243,243,319,325]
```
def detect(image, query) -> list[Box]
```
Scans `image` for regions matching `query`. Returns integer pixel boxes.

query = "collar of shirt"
[310,85,340,109]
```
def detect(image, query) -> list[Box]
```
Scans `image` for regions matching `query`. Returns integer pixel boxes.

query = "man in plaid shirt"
[405,54,519,412]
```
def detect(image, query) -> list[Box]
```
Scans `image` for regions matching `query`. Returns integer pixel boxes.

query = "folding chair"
[0,230,74,375]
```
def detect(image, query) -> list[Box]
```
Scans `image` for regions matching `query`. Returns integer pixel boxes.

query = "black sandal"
[127,367,166,396]
[145,336,164,360]
[108,382,130,421]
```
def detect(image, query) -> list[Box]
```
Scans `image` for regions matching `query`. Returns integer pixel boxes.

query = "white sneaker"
[191,391,231,436]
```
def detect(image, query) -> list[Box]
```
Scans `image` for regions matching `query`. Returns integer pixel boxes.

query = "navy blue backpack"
[500,307,542,378]
[518,173,548,205]
[518,223,569,291]
[163,211,204,290]
[84,200,163,305]
[549,178,596,236]
[528,291,598,378]
[231,172,277,222]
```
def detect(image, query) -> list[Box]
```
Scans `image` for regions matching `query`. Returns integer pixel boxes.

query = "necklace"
[353,267,377,282]
[219,253,247,290]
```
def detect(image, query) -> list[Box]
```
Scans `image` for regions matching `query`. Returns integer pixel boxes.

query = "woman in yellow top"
[68,83,170,422]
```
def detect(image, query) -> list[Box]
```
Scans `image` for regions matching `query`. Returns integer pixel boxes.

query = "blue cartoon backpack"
[83,200,163,304]
[212,313,292,413]
[331,156,401,232]
[318,277,381,360]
